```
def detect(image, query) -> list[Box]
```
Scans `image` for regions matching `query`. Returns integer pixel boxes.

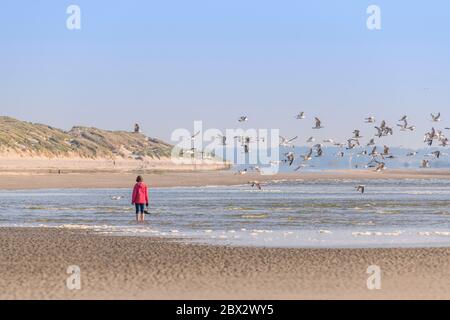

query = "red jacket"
[132,182,149,205]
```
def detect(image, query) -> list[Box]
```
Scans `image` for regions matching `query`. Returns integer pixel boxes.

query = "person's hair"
[136,175,143,183]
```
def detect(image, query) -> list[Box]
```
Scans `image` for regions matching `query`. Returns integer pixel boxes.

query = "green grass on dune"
[0,116,173,159]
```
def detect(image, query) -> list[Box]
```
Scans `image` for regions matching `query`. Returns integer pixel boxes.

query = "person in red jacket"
[132,175,149,222]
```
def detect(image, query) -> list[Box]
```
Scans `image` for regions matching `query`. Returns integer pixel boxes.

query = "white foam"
[352,230,403,237]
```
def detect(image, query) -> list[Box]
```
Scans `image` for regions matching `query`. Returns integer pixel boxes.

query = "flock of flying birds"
[230,112,449,193]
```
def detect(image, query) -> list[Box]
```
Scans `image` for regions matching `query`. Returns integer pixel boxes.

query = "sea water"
[1,179,450,248]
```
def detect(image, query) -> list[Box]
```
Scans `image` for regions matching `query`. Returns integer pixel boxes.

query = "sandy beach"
[0,227,449,300]
[1,169,450,189]
[0,155,230,174]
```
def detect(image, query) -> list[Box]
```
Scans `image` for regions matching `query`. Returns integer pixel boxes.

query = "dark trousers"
[135,203,145,214]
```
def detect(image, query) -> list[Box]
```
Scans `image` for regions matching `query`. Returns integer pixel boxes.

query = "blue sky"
[1,0,449,148]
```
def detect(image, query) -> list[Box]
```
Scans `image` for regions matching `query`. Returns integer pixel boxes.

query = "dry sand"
[0,155,229,174]
[1,228,449,300]
[0,168,449,189]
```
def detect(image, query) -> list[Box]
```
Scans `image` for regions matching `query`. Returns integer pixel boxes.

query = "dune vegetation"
[0,116,173,159]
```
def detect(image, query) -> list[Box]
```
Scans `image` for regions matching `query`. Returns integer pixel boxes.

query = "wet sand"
[0,169,450,190]
[1,228,450,300]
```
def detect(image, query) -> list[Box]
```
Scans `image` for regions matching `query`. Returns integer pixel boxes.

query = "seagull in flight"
[431,151,441,159]
[216,134,227,145]
[250,166,261,174]
[357,150,368,157]
[315,145,324,157]
[431,113,441,122]
[294,163,312,171]
[301,148,313,161]
[374,162,386,172]
[374,126,384,138]
[190,131,201,141]
[397,118,415,131]
[284,152,295,166]
[365,116,376,123]
[312,117,324,129]
[238,116,248,122]
[248,181,262,190]
[295,112,306,119]
[353,130,363,139]
[369,146,378,157]
[235,169,248,175]
[421,159,430,168]
[355,185,365,194]
[346,138,359,150]
[279,135,298,147]
[375,120,393,137]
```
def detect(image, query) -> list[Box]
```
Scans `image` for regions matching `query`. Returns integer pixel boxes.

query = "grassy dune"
[0,116,173,159]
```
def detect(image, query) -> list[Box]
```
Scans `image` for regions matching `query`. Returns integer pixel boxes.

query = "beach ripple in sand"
[1,228,450,299]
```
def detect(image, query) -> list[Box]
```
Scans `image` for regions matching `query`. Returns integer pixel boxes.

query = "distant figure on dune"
[134,123,140,133]
[132,175,149,222]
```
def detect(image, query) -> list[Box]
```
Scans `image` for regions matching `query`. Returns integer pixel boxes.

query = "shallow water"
[1,179,450,248]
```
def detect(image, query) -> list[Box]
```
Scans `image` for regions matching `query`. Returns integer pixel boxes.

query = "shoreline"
[1,227,450,299]
[1,169,450,190]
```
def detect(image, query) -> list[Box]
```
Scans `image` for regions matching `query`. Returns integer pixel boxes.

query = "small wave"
[404,191,434,195]
[352,221,375,226]
[241,214,268,219]
[24,205,133,213]
[57,224,116,230]
[251,229,273,234]
[241,189,282,193]
[418,231,450,237]
[352,230,403,237]
[225,207,257,212]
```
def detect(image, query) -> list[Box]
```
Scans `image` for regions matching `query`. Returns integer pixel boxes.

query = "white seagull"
[295,112,306,119]
[431,113,441,122]
[279,135,298,147]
